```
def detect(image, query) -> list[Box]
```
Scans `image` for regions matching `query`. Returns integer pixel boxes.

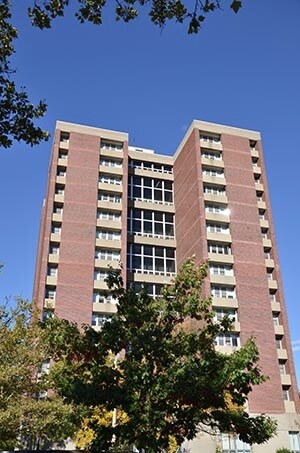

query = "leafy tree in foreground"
[44,258,277,452]
[0,0,242,148]
[0,299,76,449]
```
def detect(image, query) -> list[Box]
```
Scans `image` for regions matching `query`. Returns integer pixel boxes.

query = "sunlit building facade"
[33,120,300,452]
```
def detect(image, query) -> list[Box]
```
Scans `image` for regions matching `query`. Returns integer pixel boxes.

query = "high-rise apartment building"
[33,120,300,452]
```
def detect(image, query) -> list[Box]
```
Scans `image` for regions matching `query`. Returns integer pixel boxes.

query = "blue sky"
[1,1,300,382]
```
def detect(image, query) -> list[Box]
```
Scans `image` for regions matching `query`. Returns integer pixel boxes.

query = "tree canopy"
[43,258,277,452]
[0,0,243,148]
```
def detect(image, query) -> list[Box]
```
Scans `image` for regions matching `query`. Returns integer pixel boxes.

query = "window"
[99,174,122,185]
[202,166,224,178]
[42,309,54,321]
[127,244,176,275]
[214,308,238,322]
[129,159,173,174]
[208,242,231,255]
[94,270,109,281]
[95,249,120,261]
[45,287,56,299]
[279,360,286,375]
[49,243,59,255]
[47,265,57,277]
[282,385,290,401]
[93,291,117,304]
[92,313,112,327]
[204,185,226,196]
[214,333,240,347]
[221,434,251,453]
[100,140,123,151]
[130,282,164,299]
[269,289,277,302]
[201,148,222,160]
[206,223,229,234]
[200,133,221,143]
[60,131,69,143]
[57,167,66,177]
[53,202,63,214]
[55,184,65,195]
[128,209,174,238]
[100,158,122,168]
[272,312,280,325]
[96,229,121,241]
[58,149,68,159]
[276,335,283,349]
[264,249,271,259]
[205,203,229,215]
[210,264,233,276]
[289,432,300,452]
[97,210,121,221]
[98,192,122,203]
[211,285,235,299]
[128,175,173,204]
[51,223,61,234]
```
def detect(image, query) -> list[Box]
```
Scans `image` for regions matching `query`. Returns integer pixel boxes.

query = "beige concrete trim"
[131,199,175,213]
[200,141,223,151]
[257,200,266,210]
[54,194,64,203]
[93,303,117,314]
[281,374,292,386]
[56,175,66,184]
[208,253,234,264]
[211,297,238,308]
[46,276,57,286]
[128,234,176,247]
[52,213,63,222]
[94,259,120,269]
[263,238,272,248]
[265,258,275,268]
[50,233,61,242]
[94,280,109,290]
[210,274,236,285]
[205,212,230,223]
[57,158,68,166]
[204,193,228,204]
[269,279,278,290]
[100,148,124,159]
[97,200,123,211]
[215,345,240,354]
[202,174,226,186]
[252,166,262,175]
[131,167,174,181]
[128,272,174,284]
[99,165,123,176]
[274,324,284,336]
[98,182,123,193]
[284,400,296,413]
[201,157,225,168]
[48,254,59,264]
[44,298,55,309]
[255,182,264,192]
[232,321,241,332]
[271,301,281,312]
[174,119,260,162]
[129,148,173,164]
[96,219,122,230]
[95,238,121,249]
[59,141,69,150]
[206,232,232,243]
[56,120,128,141]
[260,218,269,229]
[277,349,288,360]
[251,149,259,159]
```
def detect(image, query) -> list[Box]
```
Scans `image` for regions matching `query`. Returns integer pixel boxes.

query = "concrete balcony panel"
[277,349,288,360]
[131,199,175,213]
[94,280,109,291]
[263,238,272,248]
[206,232,232,243]
[269,279,278,290]
[284,401,296,413]
[274,324,284,335]
[215,345,240,354]
[46,276,57,286]
[257,201,266,210]
[95,238,121,249]
[210,274,236,286]
[205,212,230,223]
[98,182,123,193]
[48,254,59,264]
[208,253,234,264]
[54,194,64,203]
[97,200,123,211]
[200,142,223,151]
[56,175,66,184]
[94,259,120,269]
[204,193,228,204]
[260,219,269,229]
[128,272,174,284]
[128,234,176,248]
[202,174,226,186]
[211,297,238,309]
[132,168,173,181]
[281,374,292,386]
[99,165,123,176]
[265,258,274,269]
[100,148,124,159]
[50,233,61,242]
[96,219,122,230]
[44,298,55,309]
[252,166,262,175]
[52,212,63,222]
[57,157,68,166]
[255,182,264,192]
[93,303,117,314]
[271,302,281,312]
[232,321,241,332]
[251,149,259,159]
[201,157,224,168]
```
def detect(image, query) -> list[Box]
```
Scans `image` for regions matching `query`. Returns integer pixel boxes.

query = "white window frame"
[211,285,236,299]
[214,333,240,348]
